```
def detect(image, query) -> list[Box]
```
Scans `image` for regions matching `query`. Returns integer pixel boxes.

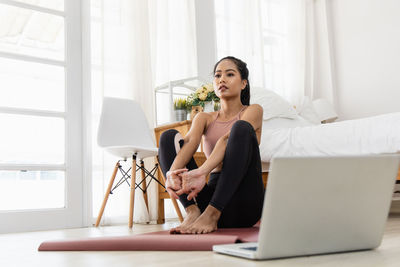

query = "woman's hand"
[165,168,187,199]
[177,168,207,201]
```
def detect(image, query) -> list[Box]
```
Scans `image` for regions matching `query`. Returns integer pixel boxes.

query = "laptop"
[213,155,399,260]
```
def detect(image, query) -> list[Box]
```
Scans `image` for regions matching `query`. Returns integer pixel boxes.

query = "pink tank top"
[203,106,248,158]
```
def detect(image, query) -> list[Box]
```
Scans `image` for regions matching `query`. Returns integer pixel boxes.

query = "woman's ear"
[241,79,248,90]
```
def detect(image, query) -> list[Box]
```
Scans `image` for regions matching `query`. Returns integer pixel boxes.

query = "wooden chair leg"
[129,155,137,228]
[141,160,149,211]
[95,161,120,227]
[157,195,165,224]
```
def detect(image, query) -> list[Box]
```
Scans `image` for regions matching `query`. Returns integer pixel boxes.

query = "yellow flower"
[196,87,203,94]
[199,92,208,101]
[204,84,214,92]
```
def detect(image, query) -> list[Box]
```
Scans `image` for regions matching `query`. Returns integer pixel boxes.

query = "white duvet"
[260,112,400,162]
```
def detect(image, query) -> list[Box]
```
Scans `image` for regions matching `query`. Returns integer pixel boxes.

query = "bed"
[250,88,400,182]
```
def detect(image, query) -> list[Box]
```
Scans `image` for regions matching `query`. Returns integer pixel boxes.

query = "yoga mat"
[38,227,259,251]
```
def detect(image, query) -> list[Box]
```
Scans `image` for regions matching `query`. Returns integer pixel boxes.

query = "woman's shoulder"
[192,111,217,125]
[244,104,263,114]
[241,104,263,121]
[194,110,217,120]
[193,111,218,133]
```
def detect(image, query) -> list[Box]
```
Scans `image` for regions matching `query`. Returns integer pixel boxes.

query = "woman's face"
[213,59,247,100]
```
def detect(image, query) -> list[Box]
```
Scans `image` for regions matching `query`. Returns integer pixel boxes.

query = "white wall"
[328,0,400,120]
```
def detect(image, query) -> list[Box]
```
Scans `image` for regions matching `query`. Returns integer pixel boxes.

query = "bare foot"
[180,205,221,234]
[170,205,201,234]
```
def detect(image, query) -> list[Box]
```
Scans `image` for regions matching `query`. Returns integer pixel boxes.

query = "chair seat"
[104,145,158,160]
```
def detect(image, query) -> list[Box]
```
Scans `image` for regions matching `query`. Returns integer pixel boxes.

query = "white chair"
[95,97,183,228]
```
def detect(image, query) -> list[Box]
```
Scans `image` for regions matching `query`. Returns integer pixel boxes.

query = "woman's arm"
[178,133,229,200]
[179,104,263,200]
[165,112,208,198]
[168,112,208,171]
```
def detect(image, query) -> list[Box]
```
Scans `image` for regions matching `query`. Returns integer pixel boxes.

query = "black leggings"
[158,120,264,228]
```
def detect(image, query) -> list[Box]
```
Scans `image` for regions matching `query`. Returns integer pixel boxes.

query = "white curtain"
[90,0,196,224]
[214,0,336,108]
[149,0,197,86]
[311,0,337,107]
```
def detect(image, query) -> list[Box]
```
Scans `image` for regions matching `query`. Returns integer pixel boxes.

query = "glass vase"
[203,101,214,112]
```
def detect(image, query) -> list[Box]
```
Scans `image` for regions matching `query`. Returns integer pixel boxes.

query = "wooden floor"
[1,206,400,267]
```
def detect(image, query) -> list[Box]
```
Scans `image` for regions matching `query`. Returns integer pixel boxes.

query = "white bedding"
[260,112,400,164]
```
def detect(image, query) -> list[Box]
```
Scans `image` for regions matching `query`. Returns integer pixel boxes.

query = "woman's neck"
[219,99,244,120]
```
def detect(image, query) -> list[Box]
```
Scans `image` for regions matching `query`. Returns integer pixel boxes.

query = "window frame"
[0,0,88,233]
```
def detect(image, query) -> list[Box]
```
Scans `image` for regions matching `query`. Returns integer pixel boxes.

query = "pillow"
[250,87,298,120]
[297,96,321,125]
[263,115,315,130]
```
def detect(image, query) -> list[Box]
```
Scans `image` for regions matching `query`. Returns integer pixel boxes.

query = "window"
[0,0,84,233]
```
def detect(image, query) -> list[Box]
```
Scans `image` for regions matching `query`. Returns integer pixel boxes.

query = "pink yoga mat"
[38,227,259,251]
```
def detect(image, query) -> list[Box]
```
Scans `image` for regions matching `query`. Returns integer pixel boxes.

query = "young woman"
[158,56,264,234]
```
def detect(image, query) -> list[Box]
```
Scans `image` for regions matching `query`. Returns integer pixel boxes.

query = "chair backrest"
[97,97,156,149]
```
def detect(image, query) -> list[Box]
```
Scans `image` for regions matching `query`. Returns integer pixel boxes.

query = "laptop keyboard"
[242,246,258,251]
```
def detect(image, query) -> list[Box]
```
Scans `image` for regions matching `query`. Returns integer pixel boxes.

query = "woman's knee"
[158,129,181,174]
[159,129,183,153]
[160,129,179,147]
[230,120,254,139]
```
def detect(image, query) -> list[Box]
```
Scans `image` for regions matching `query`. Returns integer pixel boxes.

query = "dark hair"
[213,56,250,105]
